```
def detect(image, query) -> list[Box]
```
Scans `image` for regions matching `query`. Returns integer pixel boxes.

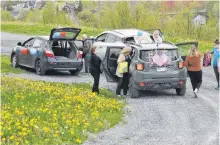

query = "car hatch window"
[106,34,117,43]
[140,49,179,67]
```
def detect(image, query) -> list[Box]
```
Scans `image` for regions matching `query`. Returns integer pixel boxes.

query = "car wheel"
[69,70,80,76]
[176,84,186,96]
[129,78,140,98]
[12,54,19,68]
[35,59,46,75]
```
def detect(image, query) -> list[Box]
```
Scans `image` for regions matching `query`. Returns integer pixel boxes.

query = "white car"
[92,29,163,60]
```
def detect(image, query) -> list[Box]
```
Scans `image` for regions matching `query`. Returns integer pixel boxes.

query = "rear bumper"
[132,78,187,90]
[43,58,83,71]
[131,68,187,90]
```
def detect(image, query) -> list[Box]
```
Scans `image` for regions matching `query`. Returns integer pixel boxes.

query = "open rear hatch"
[50,27,81,41]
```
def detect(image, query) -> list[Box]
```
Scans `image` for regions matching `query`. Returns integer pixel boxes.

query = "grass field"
[1,21,103,38]
[1,55,24,74]
[1,21,214,54]
[1,76,124,144]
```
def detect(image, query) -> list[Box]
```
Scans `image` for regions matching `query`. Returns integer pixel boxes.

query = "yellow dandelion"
[75,138,82,143]
[43,127,50,132]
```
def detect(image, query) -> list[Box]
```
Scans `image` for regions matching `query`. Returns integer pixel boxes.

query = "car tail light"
[179,80,184,84]
[139,82,145,86]
[178,62,184,69]
[136,63,144,71]
[44,50,54,58]
[78,51,83,59]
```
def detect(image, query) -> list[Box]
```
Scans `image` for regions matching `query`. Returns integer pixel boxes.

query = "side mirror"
[17,42,22,46]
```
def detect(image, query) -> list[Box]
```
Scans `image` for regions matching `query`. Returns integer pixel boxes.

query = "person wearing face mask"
[184,45,203,98]
[211,39,220,90]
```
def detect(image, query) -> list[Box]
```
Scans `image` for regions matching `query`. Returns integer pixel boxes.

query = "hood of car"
[49,27,81,41]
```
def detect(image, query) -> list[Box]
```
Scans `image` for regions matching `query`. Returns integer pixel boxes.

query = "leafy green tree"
[26,10,43,23]
[56,11,72,25]
[17,9,29,21]
[42,2,56,24]
[1,9,14,21]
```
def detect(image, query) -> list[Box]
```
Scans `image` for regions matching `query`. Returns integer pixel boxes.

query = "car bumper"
[132,78,187,90]
[131,68,187,90]
[43,59,83,71]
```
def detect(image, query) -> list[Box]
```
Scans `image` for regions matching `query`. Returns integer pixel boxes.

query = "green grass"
[1,55,24,74]
[1,21,213,54]
[1,76,125,144]
[1,21,103,38]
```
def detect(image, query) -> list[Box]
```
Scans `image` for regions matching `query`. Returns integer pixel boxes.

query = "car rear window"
[140,49,179,63]
[52,31,76,40]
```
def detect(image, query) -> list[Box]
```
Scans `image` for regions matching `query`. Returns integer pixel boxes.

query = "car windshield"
[140,49,179,67]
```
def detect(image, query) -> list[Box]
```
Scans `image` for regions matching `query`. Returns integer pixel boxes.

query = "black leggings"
[188,70,202,91]
[213,66,219,87]
[90,70,100,94]
[116,73,129,95]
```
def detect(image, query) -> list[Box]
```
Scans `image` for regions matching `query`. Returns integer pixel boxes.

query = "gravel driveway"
[1,32,219,145]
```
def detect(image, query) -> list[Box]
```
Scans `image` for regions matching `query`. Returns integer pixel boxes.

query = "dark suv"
[101,41,198,98]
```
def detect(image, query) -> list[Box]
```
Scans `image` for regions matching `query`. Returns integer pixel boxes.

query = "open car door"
[102,46,124,82]
[50,27,81,41]
[175,42,198,61]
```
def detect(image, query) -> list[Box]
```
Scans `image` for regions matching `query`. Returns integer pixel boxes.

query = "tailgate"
[54,56,81,68]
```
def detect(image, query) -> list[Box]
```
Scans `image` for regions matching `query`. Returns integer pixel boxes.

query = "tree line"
[1,1,219,41]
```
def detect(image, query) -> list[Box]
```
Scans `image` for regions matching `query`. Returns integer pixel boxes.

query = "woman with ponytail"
[184,45,203,98]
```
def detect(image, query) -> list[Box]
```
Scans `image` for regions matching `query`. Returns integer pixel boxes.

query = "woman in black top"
[89,46,102,94]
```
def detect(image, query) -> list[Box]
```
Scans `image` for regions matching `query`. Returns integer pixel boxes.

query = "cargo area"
[51,40,78,60]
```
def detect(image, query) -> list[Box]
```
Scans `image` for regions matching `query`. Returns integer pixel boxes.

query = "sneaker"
[117,95,121,97]
[193,88,198,98]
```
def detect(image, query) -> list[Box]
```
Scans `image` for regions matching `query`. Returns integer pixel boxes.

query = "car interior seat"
[52,41,65,56]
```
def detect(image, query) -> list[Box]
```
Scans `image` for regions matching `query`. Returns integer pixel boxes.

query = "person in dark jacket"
[89,45,102,94]
[82,34,92,73]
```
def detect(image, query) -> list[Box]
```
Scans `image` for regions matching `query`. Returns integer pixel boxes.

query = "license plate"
[157,67,167,72]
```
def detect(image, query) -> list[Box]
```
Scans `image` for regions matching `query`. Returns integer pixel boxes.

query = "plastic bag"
[118,62,128,73]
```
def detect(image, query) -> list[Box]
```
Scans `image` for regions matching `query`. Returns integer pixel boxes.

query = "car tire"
[35,59,46,75]
[176,84,186,96]
[69,70,80,76]
[129,78,140,98]
[12,54,19,68]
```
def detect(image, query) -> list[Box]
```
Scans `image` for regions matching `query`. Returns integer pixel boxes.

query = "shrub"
[1,10,14,21]
[26,10,43,23]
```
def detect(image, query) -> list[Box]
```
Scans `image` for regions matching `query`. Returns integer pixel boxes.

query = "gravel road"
[1,32,219,145]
